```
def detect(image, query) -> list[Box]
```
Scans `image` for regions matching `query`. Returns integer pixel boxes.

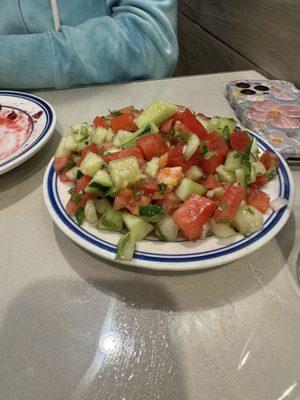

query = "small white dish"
[0,91,56,175]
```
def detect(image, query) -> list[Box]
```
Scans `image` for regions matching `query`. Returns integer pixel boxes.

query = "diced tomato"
[167,144,201,172]
[127,195,151,215]
[114,188,134,210]
[159,152,169,169]
[157,167,183,188]
[103,146,144,166]
[80,144,99,163]
[173,107,207,139]
[110,113,137,133]
[54,155,71,173]
[135,178,159,196]
[59,168,73,183]
[66,193,96,216]
[118,105,134,115]
[247,188,270,213]
[230,130,249,152]
[214,184,245,222]
[136,134,169,161]
[249,174,269,188]
[159,192,181,214]
[172,194,217,240]
[93,116,109,129]
[205,132,229,157]
[198,151,226,175]
[160,118,173,134]
[75,175,92,192]
[201,174,219,189]
[260,150,279,169]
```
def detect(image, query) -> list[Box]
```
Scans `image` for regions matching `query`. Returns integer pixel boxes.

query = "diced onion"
[271,197,288,211]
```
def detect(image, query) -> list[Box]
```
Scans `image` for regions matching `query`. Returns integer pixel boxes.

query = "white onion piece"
[271,197,288,211]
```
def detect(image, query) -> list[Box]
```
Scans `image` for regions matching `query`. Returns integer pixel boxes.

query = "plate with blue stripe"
[43,130,294,271]
[0,91,56,175]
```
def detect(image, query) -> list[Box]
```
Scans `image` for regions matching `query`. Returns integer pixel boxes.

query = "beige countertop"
[0,71,299,400]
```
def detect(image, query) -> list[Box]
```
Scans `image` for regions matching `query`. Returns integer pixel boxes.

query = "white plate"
[43,130,294,271]
[0,91,56,175]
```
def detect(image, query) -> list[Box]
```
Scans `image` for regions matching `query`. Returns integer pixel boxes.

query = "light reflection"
[237,351,250,371]
[99,332,121,356]
[277,382,298,400]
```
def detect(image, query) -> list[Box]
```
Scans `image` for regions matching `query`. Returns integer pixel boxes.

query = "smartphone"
[225,80,300,161]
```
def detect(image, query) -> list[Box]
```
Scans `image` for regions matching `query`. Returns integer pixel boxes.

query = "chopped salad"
[53,100,280,261]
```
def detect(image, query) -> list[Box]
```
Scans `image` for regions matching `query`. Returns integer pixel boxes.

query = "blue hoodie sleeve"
[0,0,178,90]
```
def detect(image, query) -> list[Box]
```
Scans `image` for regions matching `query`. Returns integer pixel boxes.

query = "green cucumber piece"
[94,198,112,214]
[156,215,179,241]
[215,165,236,183]
[72,123,90,143]
[116,232,136,261]
[135,100,177,128]
[98,210,123,232]
[253,161,267,176]
[250,137,259,160]
[105,128,115,142]
[113,130,135,147]
[145,157,160,179]
[184,134,200,161]
[85,169,113,194]
[224,151,242,171]
[216,117,237,134]
[213,186,225,200]
[54,137,71,158]
[90,126,108,145]
[175,178,206,201]
[84,199,98,224]
[233,204,263,235]
[139,204,164,222]
[185,165,204,181]
[122,122,159,148]
[75,207,84,225]
[123,213,153,241]
[196,115,210,131]
[210,218,236,239]
[108,156,140,189]
[80,152,104,177]
[66,166,83,180]
[64,134,78,151]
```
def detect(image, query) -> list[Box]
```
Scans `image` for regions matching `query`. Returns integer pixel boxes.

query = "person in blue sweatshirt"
[0,0,178,90]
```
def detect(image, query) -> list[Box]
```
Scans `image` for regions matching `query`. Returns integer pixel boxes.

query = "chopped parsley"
[200,142,208,155]
[75,208,84,225]
[221,125,230,142]
[234,152,241,159]
[109,109,123,118]
[219,203,228,211]
[133,188,143,198]
[204,151,216,160]
[246,207,255,215]
[267,169,276,181]
[73,194,81,205]
[78,135,89,143]
[176,133,190,142]
[158,183,167,194]
[68,188,75,195]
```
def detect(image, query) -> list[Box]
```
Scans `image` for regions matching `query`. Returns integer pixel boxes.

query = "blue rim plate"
[0,91,56,175]
[43,129,294,271]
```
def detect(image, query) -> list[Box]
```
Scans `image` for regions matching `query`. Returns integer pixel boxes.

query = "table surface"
[1,71,300,400]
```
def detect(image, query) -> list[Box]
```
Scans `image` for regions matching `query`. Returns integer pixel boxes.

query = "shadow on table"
[54,224,286,313]
[0,129,60,211]
[0,278,186,400]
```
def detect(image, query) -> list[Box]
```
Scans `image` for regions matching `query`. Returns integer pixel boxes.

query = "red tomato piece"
[66,193,96,216]
[249,174,269,189]
[159,192,181,214]
[104,147,144,166]
[80,144,99,163]
[93,116,109,129]
[230,130,249,152]
[214,184,245,222]
[201,174,219,189]
[205,132,229,157]
[110,114,137,133]
[160,118,173,134]
[198,151,226,175]
[136,134,169,161]
[54,155,71,173]
[167,144,201,172]
[75,175,92,192]
[114,188,134,210]
[59,168,73,183]
[247,189,270,213]
[118,105,134,115]
[172,194,217,240]
[135,179,159,196]
[260,150,279,169]
[173,107,207,139]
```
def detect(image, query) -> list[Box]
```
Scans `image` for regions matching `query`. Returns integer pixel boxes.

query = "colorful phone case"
[225,80,300,159]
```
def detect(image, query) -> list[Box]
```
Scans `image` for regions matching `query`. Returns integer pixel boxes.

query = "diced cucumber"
[94,198,112,214]
[233,204,263,235]
[108,156,140,189]
[250,164,256,183]
[196,115,210,131]
[113,130,135,147]
[213,186,225,200]
[77,141,89,152]
[105,128,115,142]
[116,232,136,261]
[224,151,242,171]
[122,122,159,149]
[90,126,108,145]
[80,152,104,177]
[66,166,83,181]
[175,178,206,201]
[250,137,259,160]
[72,123,90,143]
[55,137,70,158]
[64,134,78,152]
[210,218,236,239]
[216,118,237,134]
[184,134,200,160]
[135,100,177,128]
[123,213,153,241]
[85,169,113,195]
[145,157,160,179]
[103,146,120,156]
[98,210,123,232]
[139,204,164,222]
[235,168,245,185]
[206,117,220,133]
[185,165,204,181]
[156,215,179,241]
[84,200,98,224]
[215,165,236,183]
[253,161,267,176]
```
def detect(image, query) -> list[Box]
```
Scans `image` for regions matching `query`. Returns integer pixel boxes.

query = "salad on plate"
[52,100,280,261]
